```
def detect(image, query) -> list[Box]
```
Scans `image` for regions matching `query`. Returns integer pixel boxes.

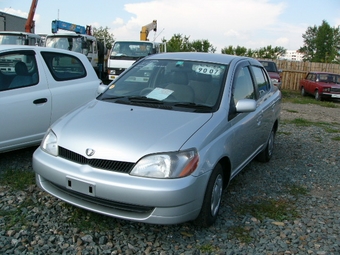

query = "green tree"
[164,34,191,52]
[221,45,284,59]
[93,26,115,50]
[254,46,286,59]
[191,39,216,53]
[221,45,234,55]
[164,34,216,52]
[299,20,340,63]
[235,45,248,56]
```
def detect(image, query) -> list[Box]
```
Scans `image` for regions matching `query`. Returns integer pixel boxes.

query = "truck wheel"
[194,164,223,227]
[256,128,275,162]
[301,87,306,96]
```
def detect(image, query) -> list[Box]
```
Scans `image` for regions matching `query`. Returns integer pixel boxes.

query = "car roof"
[0,31,41,37]
[146,52,253,65]
[45,33,97,40]
[309,71,339,75]
[0,45,83,55]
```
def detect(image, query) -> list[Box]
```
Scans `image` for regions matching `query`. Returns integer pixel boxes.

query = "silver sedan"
[33,52,281,226]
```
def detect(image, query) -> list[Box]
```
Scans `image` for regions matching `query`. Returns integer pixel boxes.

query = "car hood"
[267,71,280,80]
[53,100,212,162]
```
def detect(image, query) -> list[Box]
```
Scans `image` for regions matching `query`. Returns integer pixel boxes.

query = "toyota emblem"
[86,148,95,157]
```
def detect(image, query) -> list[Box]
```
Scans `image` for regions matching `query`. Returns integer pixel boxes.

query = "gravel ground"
[0,102,339,255]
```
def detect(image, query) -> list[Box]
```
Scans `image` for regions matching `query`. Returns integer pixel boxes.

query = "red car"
[259,60,282,89]
[300,71,340,101]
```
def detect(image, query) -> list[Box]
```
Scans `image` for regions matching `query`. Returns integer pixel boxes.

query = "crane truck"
[45,20,108,79]
[107,20,162,81]
[0,0,43,46]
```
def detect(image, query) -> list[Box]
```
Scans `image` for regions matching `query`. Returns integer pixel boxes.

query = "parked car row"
[5,45,338,227]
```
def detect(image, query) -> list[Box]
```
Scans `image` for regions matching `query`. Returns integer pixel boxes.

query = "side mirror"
[236,99,256,113]
[97,84,107,95]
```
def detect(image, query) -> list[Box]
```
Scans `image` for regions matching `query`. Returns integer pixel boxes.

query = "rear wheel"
[256,128,275,162]
[194,164,223,227]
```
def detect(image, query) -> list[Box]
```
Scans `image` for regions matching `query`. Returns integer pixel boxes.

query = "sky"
[1,0,339,52]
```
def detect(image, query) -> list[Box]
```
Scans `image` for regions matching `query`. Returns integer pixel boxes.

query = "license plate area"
[331,94,340,98]
[66,176,96,197]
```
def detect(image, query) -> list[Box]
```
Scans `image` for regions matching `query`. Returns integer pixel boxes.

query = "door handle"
[33,98,48,104]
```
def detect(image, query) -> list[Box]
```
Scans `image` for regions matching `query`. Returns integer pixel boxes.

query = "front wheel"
[256,128,275,162]
[194,164,224,227]
[315,90,321,101]
[301,87,306,96]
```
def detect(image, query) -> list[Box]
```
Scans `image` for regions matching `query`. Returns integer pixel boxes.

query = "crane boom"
[25,0,38,33]
[140,20,157,41]
[51,20,92,34]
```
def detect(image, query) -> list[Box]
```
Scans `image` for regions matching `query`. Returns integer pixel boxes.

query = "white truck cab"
[107,40,160,81]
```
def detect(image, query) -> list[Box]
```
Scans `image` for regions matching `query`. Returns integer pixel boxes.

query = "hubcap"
[211,174,223,216]
[267,130,274,157]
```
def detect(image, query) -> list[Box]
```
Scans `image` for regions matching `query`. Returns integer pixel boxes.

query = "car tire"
[315,90,321,101]
[301,87,306,96]
[256,128,275,162]
[194,164,223,227]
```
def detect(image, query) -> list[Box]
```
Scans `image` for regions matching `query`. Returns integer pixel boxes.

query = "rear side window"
[251,66,271,98]
[41,52,86,81]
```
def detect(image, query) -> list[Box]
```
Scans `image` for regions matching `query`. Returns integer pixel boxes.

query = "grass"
[197,243,219,253]
[286,184,308,197]
[285,118,340,133]
[236,198,299,222]
[64,205,115,231]
[229,225,253,244]
[0,169,35,190]
[230,183,308,243]
[281,89,340,108]
[0,169,36,230]
[332,136,340,141]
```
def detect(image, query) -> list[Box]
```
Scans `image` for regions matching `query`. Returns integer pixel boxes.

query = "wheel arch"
[216,156,231,189]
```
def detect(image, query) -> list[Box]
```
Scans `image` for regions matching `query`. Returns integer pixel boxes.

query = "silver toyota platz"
[33,52,281,227]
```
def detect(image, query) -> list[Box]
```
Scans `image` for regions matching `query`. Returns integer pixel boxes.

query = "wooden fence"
[260,59,340,91]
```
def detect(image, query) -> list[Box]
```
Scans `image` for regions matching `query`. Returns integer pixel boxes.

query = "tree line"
[93,20,340,63]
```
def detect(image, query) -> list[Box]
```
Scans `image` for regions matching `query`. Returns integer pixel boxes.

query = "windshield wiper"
[127,96,164,104]
[100,96,126,101]
[172,102,213,112]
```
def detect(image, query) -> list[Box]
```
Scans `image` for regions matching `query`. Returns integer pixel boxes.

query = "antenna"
[154,28,165,41]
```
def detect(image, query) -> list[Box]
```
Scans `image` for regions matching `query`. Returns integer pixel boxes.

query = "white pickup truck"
[0,45,107,153]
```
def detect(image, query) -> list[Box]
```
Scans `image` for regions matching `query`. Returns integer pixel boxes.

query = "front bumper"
[33,148,209,225]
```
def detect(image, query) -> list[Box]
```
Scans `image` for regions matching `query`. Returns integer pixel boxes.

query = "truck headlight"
[109,70,116,75]
[41,129,58,156]
[130,149,199,178]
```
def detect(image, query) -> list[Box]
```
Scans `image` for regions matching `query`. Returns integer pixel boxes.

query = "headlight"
[271,78,279,83]
[109,70,116,75]
[130,149,199,179]
[41,129,58,156]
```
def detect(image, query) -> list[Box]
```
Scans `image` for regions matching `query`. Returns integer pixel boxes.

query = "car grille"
[113,68,125,75]
[59,147,135,173]
[51,182,154,214]
[331,88,340,93]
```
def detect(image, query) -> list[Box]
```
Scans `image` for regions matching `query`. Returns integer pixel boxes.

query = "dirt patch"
[281,102,340,123]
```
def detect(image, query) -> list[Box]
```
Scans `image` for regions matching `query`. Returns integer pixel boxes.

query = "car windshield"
[99,59,228,112]
[318,74,340,84]
[260,61,278,73]
[110,42,154,59]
